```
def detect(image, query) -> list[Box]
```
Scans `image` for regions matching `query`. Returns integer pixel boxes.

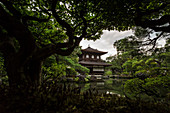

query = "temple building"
[79,46,111,75]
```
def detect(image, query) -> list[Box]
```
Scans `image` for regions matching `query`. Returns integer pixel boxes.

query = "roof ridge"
[82,46,107,54]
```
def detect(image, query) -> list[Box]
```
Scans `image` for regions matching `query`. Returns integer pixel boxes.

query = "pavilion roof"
[82,47,107,55]
[79,61,112,66]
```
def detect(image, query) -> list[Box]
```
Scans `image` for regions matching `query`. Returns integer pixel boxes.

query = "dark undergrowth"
[0,82,169,113]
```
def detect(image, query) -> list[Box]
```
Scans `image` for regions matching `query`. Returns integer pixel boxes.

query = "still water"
[58,78,128,95]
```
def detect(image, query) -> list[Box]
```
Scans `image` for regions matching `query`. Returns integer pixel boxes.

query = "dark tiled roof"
[79,61,112,66]
[82,47,107,55]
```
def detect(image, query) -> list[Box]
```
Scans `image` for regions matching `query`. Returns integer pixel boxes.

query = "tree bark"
[26,59,43,87]
[4,55,43,88]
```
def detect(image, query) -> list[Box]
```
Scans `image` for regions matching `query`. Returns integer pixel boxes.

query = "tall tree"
[1,0,139,87]
[108,35,145,75]
[0,0,108,87]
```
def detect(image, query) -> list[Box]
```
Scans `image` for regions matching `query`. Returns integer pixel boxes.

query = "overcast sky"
[80,30,133,60]
[80,30,166,60]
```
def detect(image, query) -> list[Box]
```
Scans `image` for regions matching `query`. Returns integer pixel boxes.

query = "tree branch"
[134,2,169,32]
[0,30,16,56]
[51,0,74,38]
[22,15,51,25]
[35,43,75,60]
[1,0,51,26]
[79,16,87,39]
[0,5,36,62]
[143,32,164,51]
[140,2,167,17]
[35,34,82,60]
[150,26,170,32]
[0,0,22,19]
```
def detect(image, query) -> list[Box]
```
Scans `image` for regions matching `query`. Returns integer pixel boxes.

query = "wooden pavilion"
[79,46,111,75]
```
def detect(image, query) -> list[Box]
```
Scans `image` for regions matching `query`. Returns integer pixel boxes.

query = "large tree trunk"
[27,59,43,87]
[5,55,43,88]
[0,1,81,89]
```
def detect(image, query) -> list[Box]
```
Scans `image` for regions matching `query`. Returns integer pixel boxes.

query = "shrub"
[104,71,112,76]
[123,75,170,100]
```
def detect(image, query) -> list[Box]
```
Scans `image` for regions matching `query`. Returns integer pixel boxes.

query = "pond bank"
[56,78,128,95]
[1,82,169,113]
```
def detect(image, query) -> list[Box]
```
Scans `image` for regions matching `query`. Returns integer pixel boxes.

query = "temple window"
[93,66,104,71]
[91,55,94,59]
[79,46,111,75]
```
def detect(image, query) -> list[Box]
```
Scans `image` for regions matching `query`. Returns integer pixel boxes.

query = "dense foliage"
[0,54,6,76]
[0,0,114,87]
[42,47,89,82]
[107,27,170,100]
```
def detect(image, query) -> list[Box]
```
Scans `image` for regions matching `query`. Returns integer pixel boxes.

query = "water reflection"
[57,78,128,95]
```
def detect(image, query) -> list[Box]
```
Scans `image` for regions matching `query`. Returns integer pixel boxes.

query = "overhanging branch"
[35,43,75,59]
[22,15,51,25]
[143,32,164,51]
[0,4,36,62]
[0,0,22,19]
[51,0,74,38]
[35,34,82,60]
[150,26,170,32]
[0,32,16,56]
[134,2,170,32]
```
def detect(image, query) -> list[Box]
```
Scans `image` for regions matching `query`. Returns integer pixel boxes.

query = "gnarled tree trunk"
[4,55,43,88]
[0,0,84,89]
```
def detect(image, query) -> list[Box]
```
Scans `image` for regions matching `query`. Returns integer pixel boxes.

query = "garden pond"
[57,78,128,95]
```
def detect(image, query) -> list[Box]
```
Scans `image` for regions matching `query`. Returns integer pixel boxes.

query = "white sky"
[80,30,133,60]
[80,30,166,60]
